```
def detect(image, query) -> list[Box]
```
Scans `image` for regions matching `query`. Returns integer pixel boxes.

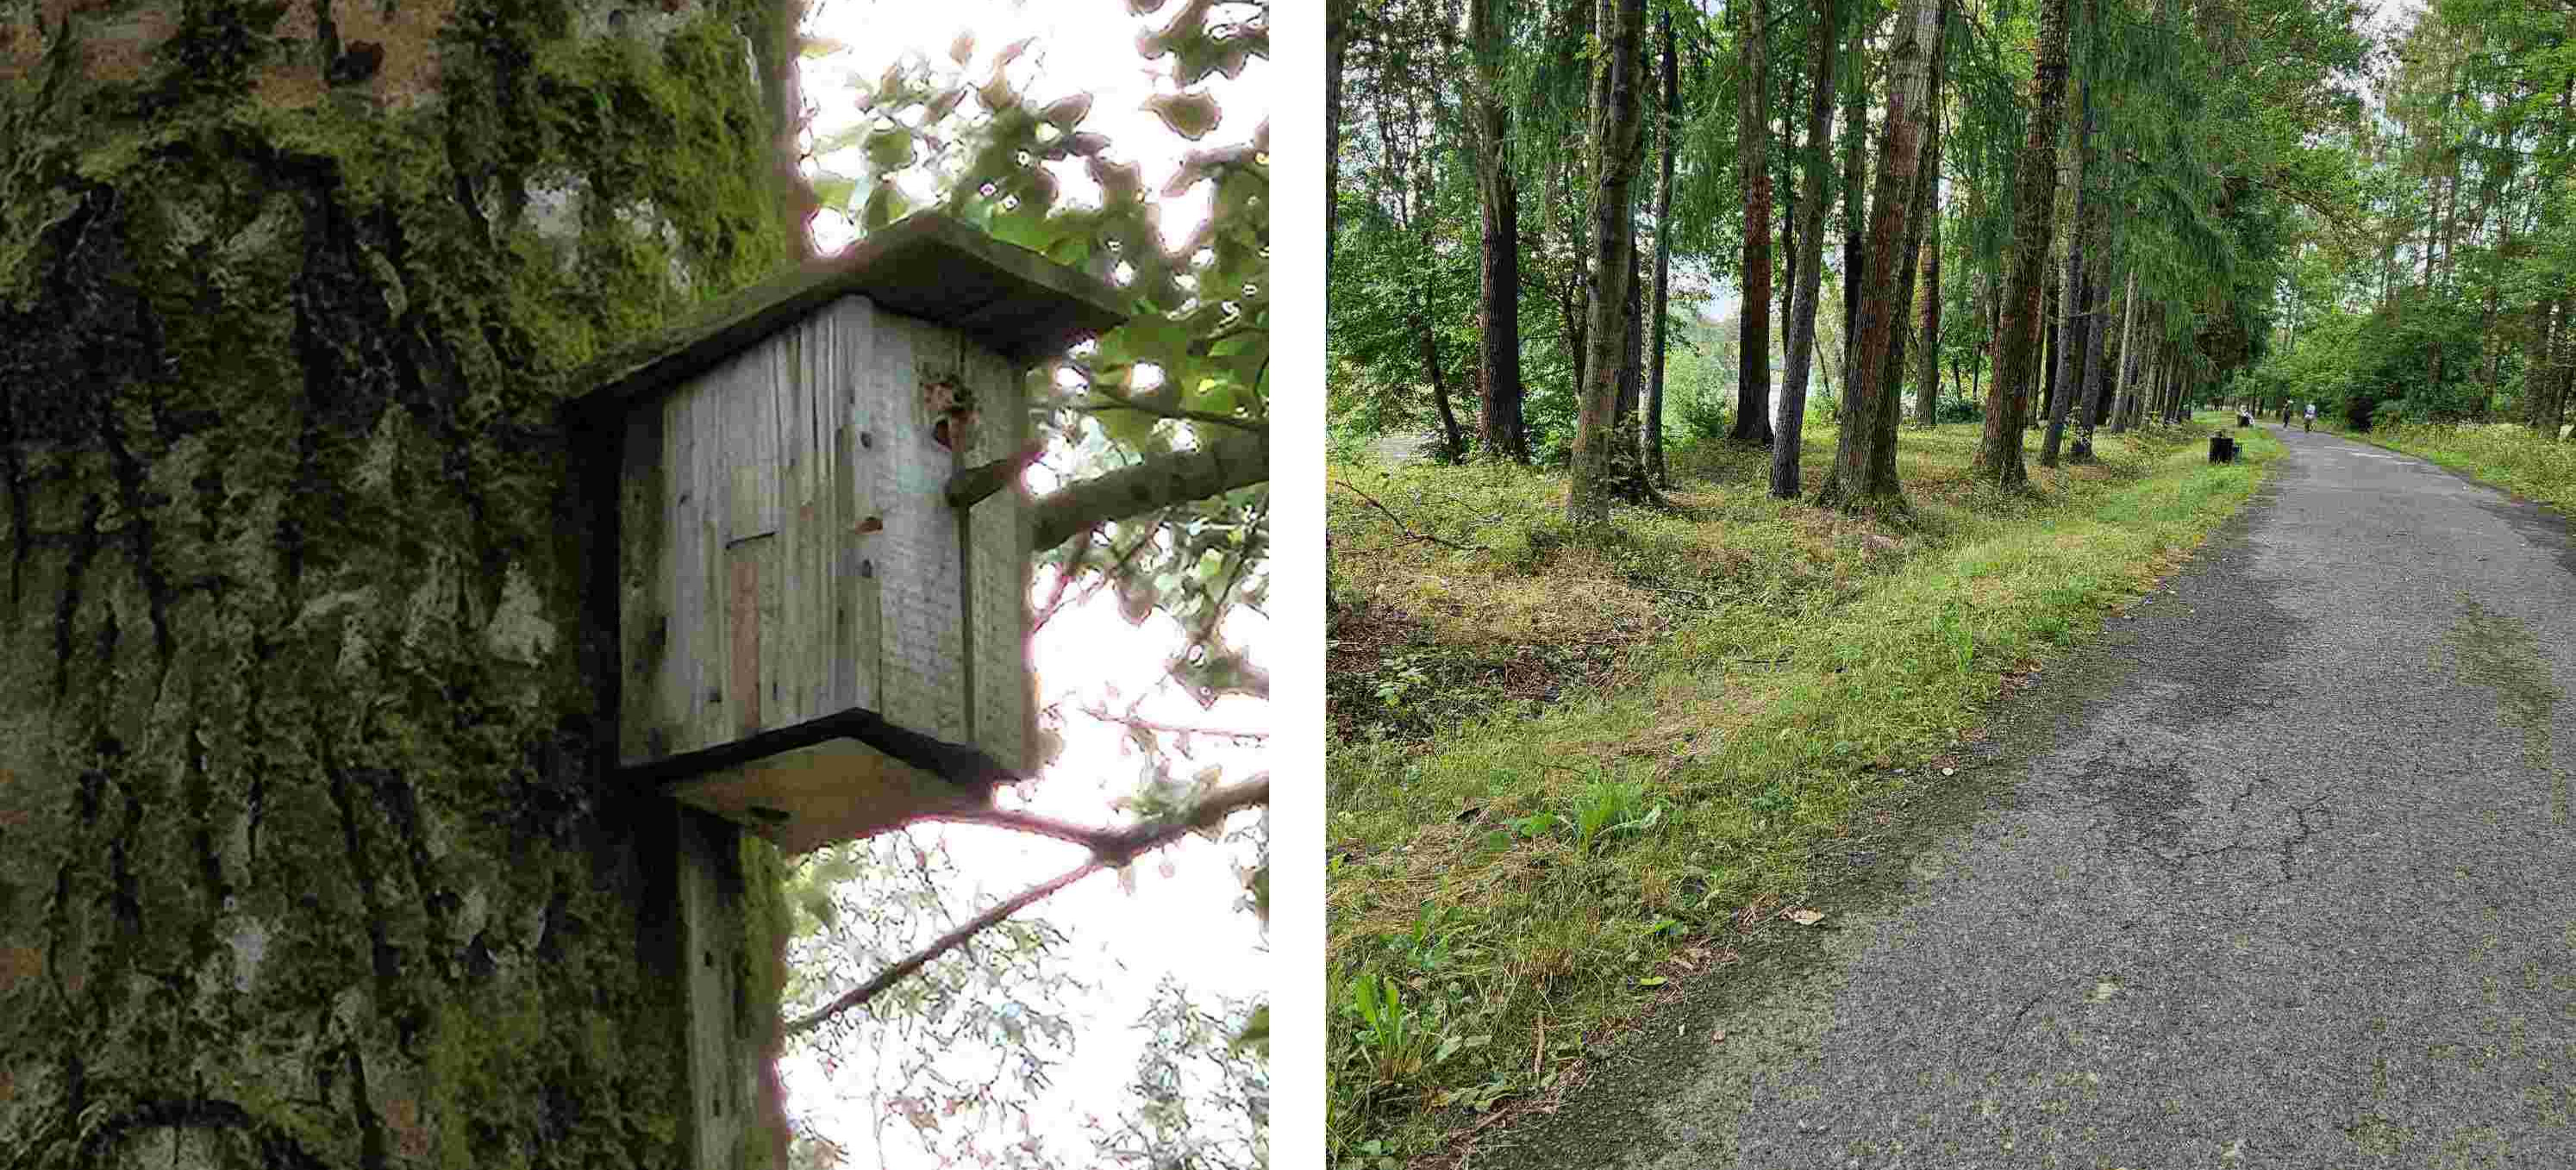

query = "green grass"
[2342,421,2576,516]
[1324,416,2277,1167]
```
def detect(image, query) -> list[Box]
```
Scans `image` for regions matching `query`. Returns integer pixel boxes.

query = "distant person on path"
[2304,403,2316,432]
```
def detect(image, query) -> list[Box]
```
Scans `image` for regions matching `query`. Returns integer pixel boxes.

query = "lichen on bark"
[0,1,806,1166]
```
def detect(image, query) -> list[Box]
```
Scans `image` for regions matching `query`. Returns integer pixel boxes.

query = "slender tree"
[1774,0,1853,497]
[1732,0,1778,447]
[1974,0,2076,488]
[2041,80,2095,467]
[1648,10,1681,484]
[1566,0,1652,524]
[1469,0,1529,461]
[1911,61,1946,428]
[1818,0,1947,510]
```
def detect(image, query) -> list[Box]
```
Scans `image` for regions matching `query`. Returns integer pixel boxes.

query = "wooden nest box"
[577,212,1129,855]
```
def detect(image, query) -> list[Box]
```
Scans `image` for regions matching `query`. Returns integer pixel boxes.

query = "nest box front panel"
[617,293,1030,785]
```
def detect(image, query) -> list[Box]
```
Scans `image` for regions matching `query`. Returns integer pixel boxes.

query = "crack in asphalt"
[1471,428,2576,1170]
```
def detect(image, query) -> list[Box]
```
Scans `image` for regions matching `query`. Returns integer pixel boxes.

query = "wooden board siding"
[619,295,1022,793]
[964,343,1031,773]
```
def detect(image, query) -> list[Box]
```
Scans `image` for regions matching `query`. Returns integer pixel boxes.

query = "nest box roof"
[575,211,1131,409]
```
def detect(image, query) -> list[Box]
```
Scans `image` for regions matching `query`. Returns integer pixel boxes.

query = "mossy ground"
[1325,414,2279,1166]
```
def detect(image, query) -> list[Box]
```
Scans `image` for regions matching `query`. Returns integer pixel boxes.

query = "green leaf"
[1229,1004,1268,1054]
[862,184,910,232]
[1144,91,1223,141]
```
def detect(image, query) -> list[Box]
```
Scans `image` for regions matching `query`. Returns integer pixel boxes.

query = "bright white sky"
[781,2,1269,1165]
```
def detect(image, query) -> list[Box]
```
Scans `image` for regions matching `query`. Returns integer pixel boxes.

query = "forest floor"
[1324,414,2276,1165]
[1454,421,2576,1168]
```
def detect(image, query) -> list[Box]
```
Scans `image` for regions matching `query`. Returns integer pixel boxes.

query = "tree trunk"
[1773,0,1851,498]
[1869,76,1941,493]
[1732,0,1777,448]
[1912,93,1945,429]
[1648,10,1680,485]
[2113,275,2142,433]
[1840,30,1867,419]
[1329,0,1352,273]
[2037,269,2061,435]
[1975,0,2075,488]
[0,5,810,1168]
[1818,0,1947,511]
[1471,0,1528,461]
[2041,80,2093,467]
[1566,0,1652,524]
[1422,313,1465,460]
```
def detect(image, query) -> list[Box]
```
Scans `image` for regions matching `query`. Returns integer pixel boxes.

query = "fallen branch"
[784,776,1272,1037]
[1331,479,1488,552]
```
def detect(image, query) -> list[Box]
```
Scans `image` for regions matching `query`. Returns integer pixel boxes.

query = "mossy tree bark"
[0,2,807,1167]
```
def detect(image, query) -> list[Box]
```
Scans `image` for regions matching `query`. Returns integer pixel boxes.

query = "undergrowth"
[1324,416,2276,1167]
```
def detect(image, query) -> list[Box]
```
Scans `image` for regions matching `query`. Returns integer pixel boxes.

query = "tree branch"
[783,777,1271,1038]
[1029,432,1267,552]
[1081,385,1269,435]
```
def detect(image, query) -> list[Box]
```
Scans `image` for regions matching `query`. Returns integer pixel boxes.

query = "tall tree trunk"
[1840,30,1867,417]
[0,4,811,1167]
[1732,0,1777,447]
[2041,79,2093,467]
[2037,270,2060,432]
[2113,272,2141,433]
[1975,0,2075,488]
[1868,68,1941,494]
[1818,0,1947,510]
[1567,0,1652,524]
[1648,11,1680,485]
[1773,0,1852,497]
[2070,204,2117,461]
[1329,0,1352,273]
[1471,0,1528,461]
[1912,91,1945,429]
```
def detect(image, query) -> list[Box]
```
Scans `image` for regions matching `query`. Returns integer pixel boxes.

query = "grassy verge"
[2340,420,2576,515]
[1324,416,2278,1167]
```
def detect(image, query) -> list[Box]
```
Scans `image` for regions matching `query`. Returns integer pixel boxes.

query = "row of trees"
[1328,0,2367,517]
[2230,0,2576,434]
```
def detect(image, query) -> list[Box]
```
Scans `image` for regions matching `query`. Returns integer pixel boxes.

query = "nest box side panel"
[867,313,971,744]
[962,341,1032,774]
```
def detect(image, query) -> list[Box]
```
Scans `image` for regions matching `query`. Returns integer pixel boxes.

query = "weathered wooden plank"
[696,375,728,752]
[618,392,670,766]
[670,807,752,1167]
[838,296,884,716]
[870,313,970,742]
[670,376,708,759]
[963,340,1028,773]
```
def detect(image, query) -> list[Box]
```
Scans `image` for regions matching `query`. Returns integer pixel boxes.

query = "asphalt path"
[1476,423,2576,1169]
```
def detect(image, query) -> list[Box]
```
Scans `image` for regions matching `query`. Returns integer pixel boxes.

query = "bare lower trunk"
[2041,81,2093,468]
[1732,0,1776,448]
[1911,96,1945,429]
[1976,0,2075,488]
[1648,10,1679,485]
[1818,0,1946,510]
[1773,0,1850,498]
[1566,0,1651,525]
[1471,0,1527,461]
